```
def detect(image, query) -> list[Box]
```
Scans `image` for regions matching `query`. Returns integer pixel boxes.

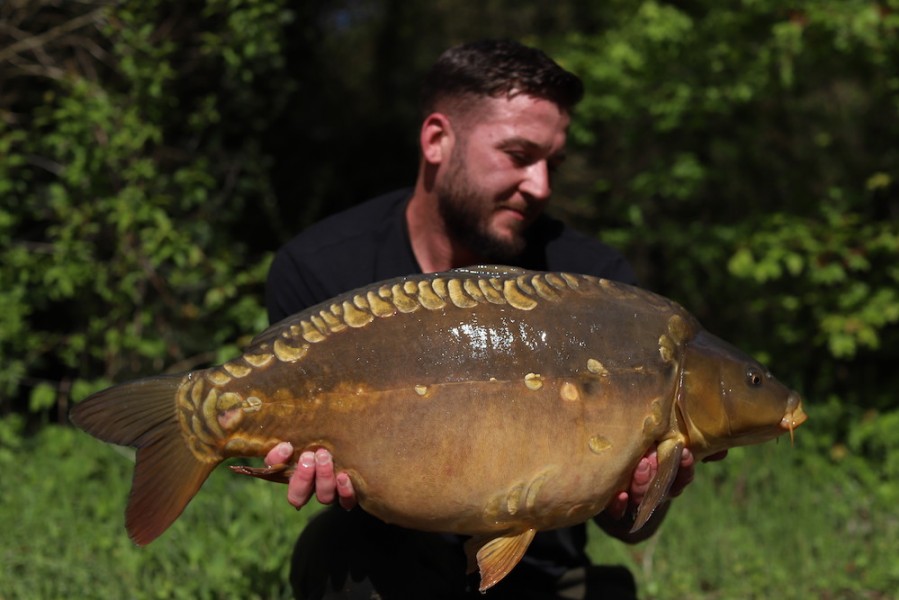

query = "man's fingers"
[287,451,317,508]
[281,447,358,511]
[629,454,656,505]
[604,491,630,521]
[336,472,357,511]
[313,448,338,505]
[265,441,293,467]
[609,445,713,524]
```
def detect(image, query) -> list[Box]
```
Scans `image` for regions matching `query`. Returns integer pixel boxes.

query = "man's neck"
[405,187,479,274]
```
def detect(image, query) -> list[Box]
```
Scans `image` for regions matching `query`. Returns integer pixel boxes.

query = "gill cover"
[677,330,803,460]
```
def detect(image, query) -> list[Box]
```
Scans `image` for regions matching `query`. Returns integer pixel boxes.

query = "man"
[263,39,715,599]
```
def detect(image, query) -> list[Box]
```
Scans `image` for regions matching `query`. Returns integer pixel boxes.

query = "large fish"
[71,266,806,591]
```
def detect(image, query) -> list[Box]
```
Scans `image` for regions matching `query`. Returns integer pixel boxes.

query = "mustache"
[497,199,540,220]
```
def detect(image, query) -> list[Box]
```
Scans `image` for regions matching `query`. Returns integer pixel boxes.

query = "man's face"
[435,94,570,262]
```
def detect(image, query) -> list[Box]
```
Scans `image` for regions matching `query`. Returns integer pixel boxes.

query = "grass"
[586,440,899,599]
[1,424,307,599]
[2,422,897,598]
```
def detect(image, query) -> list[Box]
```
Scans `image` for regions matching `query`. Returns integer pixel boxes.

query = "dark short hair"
[420,39,584,117]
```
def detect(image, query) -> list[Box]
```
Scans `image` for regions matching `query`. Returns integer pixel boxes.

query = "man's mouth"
[497,203,531,221]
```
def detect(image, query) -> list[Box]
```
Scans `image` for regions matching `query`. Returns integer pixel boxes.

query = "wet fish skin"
[71,266,806,591]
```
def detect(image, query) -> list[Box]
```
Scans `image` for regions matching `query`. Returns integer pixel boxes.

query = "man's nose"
[520,160,551,201]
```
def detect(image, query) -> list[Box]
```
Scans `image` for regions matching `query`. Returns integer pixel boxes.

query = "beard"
[436,153,529,263]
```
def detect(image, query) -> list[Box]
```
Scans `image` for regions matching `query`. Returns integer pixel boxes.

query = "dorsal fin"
[249,317,292,347]
[250,266,539,349]
[450,264,529,277]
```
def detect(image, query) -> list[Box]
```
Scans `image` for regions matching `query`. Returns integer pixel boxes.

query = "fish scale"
[71,265,807,592]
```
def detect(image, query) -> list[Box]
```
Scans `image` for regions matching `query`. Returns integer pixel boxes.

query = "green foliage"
[0,0,286,418]
[0,425,310,599]
[554,0,899,438]
[587,441,899,599]
[728,211,899,361]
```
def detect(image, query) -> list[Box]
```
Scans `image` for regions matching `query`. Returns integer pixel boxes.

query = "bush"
[0,0,282,423]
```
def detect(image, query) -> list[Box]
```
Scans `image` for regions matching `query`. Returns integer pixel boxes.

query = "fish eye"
[746,367,764,387]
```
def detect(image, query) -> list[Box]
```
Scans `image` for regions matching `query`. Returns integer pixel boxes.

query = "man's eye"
[507,151,529,165]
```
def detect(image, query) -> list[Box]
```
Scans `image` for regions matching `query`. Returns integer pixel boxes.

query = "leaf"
[29,383,57,413]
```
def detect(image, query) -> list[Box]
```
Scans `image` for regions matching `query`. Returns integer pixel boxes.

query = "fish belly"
[256,375,665,536]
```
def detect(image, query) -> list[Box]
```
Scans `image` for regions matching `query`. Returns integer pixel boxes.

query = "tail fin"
[70,374,218,545]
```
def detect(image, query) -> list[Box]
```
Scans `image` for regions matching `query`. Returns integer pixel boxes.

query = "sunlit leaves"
[727,210,898,359]
[552,1,899,459]
[0,0,286,415]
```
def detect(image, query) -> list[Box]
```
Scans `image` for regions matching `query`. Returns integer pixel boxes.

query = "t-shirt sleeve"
[265,245,327,323]
[264,190,417,325]
[539,221,639,286]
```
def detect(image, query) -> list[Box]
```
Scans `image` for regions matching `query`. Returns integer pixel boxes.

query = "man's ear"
[420,113,454,165]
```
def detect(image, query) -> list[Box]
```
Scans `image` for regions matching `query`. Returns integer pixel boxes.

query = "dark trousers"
[290,507,637,600]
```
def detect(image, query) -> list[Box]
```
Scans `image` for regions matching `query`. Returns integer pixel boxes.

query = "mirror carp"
[71,266,807,591]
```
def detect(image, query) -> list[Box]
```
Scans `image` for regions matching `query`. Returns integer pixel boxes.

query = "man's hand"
[604,447,691,521]
[598,447,728,542]
[263,442,357,511]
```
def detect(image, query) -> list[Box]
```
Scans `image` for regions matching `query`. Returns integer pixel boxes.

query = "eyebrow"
[498,136,567,162]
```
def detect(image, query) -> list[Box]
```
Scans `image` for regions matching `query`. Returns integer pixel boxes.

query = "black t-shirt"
[267,189,636,322]
[265,188,638,582]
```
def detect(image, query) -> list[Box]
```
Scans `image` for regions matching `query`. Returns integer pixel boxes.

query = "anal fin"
[631,438,684,533]
[464,528,536,592]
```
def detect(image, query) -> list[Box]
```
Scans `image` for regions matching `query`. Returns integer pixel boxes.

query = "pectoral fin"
[631,439,684,533]
[464,528,536,592]
[229,462,293,484]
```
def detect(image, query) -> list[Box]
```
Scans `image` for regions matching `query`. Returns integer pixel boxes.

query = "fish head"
[677,330,807,460]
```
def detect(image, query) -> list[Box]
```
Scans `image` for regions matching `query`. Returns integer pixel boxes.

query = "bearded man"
[264,39,707,600]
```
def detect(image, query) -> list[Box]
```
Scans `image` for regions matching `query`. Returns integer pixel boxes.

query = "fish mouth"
[780,392,807,444]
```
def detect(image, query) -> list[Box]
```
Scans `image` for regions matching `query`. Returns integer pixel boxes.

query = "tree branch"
[0,7,107,64]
